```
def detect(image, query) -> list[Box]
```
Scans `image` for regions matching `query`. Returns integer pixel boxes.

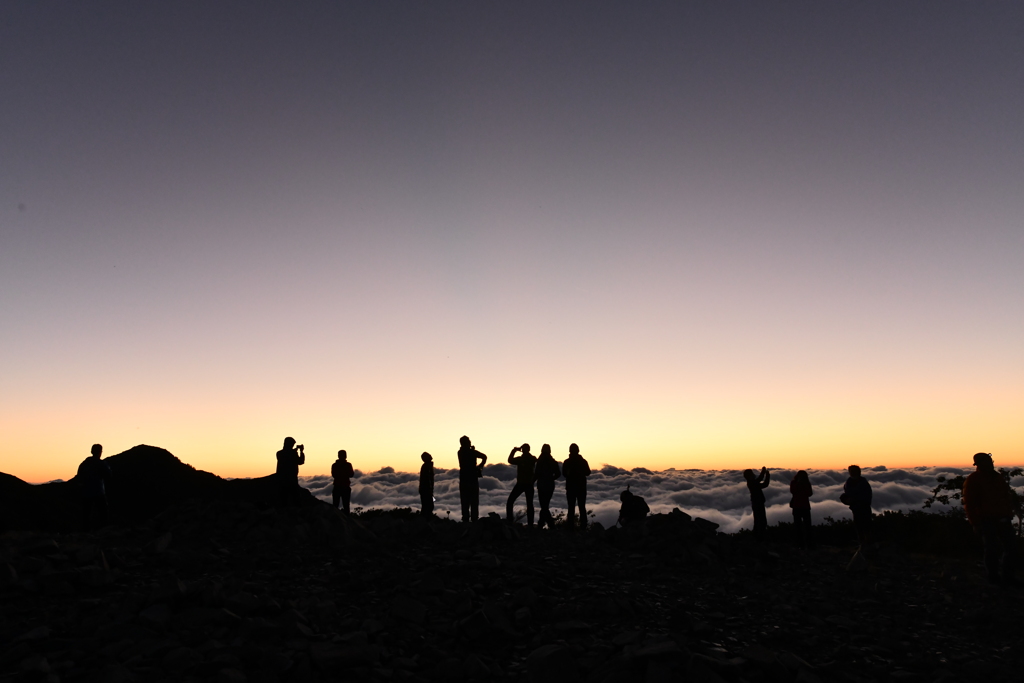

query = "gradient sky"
[2,2,1022,482]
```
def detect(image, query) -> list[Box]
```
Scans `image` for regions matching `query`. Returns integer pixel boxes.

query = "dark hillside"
[0,445,314,532]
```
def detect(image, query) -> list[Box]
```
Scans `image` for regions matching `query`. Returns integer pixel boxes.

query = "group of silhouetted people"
[744,464,876,548]
[462,437,594,530]
[271,434,600,530]
[70,441,1016,583]
[740,455,1017,584]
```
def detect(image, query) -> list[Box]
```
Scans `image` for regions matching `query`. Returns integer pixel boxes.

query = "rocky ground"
[1,500,1021,683]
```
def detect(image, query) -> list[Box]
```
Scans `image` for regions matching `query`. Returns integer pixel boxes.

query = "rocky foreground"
[1,499,1021,683]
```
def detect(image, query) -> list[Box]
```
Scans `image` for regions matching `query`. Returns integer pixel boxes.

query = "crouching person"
[618,488,650,532]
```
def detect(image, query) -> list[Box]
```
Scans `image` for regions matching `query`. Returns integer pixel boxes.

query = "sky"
[2,2,1022,483]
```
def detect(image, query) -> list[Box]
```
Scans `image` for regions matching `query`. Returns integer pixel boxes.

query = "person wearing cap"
[962,452,1017,585]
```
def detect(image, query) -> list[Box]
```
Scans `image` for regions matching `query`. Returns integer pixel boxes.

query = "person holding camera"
[506,443,538,526]
[743,466,771,540]
[276,437,305,506]
[457,435,487,522]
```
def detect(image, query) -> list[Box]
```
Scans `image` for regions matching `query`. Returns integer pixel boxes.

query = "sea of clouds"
[300,464,1024,533]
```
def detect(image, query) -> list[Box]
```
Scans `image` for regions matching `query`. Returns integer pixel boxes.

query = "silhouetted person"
[506,444,538,526]
[534,444,561,529]
[276,437,305,506]
[419,452,434,516]
[331,450,354,514]
[963,452,1017,585]
[618,488,650,529]
[457,436,487,523]
[744,467,770,540]
[77,444,111,531]
[562,443,591,530]
[840,465,872,547]
[789,470,813,547]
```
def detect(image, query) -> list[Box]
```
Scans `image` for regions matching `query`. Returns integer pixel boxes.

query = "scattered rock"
[0,485,1020,683]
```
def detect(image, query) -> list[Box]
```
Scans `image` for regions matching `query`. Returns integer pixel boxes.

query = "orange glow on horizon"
[5,372,1021,483]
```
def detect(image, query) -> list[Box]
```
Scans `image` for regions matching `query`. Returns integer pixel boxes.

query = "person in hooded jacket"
[562,443,591,530]
[534,444,561,529]
[789,470,813,547]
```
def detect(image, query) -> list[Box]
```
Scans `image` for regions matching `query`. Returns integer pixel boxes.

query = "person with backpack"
[789,470,813,547]
[840,465,872,548]
[618,487,650,529]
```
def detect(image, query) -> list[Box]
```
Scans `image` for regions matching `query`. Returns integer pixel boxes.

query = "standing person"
[841,465,872,547]
[276,437,305,506]
[331,450,355,514]
[419,452,435,517]
[457,436,487,523]
[789,470,813,547]
[506,444,538,526]
[743,467,771,540]
[77,444,112,531]
[962,452,1017,585]
[562,443,591,530]
[534,444,561,529]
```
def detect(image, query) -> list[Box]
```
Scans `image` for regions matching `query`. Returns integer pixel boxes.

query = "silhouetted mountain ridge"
[0,444,314,532]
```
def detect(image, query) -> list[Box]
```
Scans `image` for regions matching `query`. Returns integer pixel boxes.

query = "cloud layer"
[301,464,1022,533]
